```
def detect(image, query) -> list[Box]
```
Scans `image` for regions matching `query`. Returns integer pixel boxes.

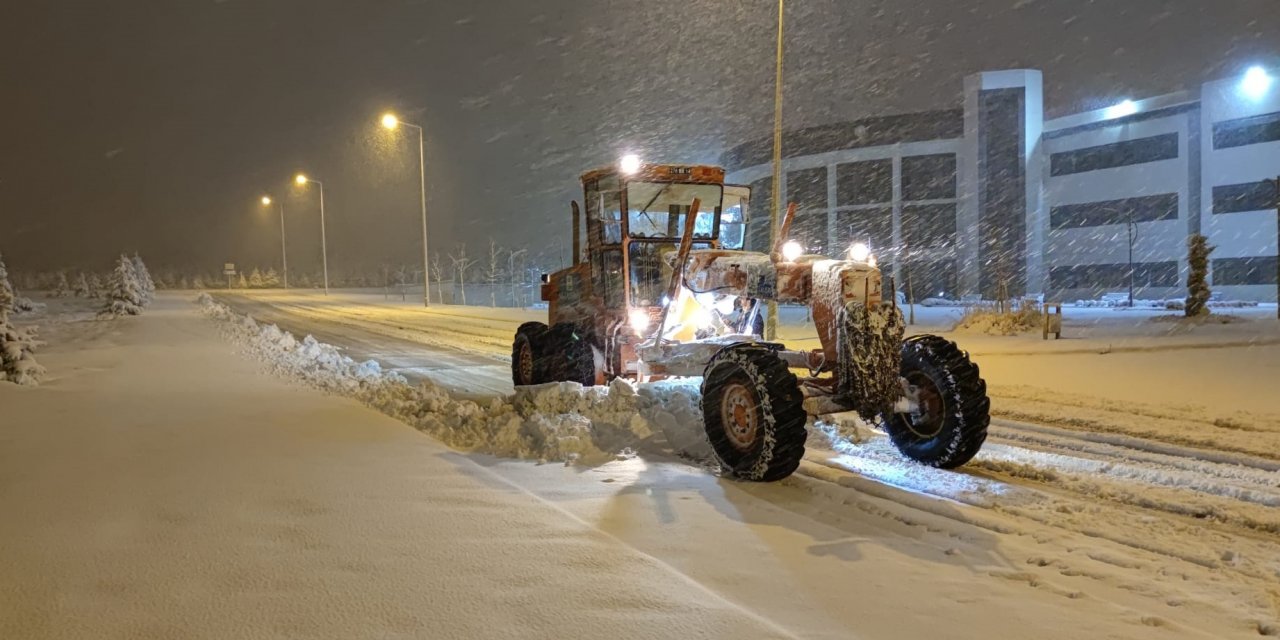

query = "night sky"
[1,0,1274,276]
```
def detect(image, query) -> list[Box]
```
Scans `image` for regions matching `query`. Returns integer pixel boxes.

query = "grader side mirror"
[540,273,550,284]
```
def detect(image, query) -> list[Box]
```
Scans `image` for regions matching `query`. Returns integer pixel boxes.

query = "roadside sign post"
[224,263,236,290]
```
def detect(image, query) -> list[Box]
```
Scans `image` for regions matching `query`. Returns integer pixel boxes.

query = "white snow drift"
[199,294,713,466]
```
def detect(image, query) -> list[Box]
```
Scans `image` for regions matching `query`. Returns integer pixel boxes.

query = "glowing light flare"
[381,113,399,129]
[619,154,642,175]
[260,196,272,205]
[848,242,871,263]
[1241,66,1273,100]
[628,308,651,332]
[781,240,804,262]
[295,174,308,185]
[1103,99,1138,119]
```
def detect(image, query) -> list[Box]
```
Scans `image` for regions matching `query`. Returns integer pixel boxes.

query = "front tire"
[542,323,597,386]
[512,322,548,386]
[701,344,808,482]
[879,335,989,468]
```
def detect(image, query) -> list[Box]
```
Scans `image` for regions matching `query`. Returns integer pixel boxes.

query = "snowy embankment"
[199,294,712,466]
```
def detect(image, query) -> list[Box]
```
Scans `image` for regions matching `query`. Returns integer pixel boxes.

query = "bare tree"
[430,253,445,305]
[449,244,477,306]
[485,238,504,307]
[507,248,527,308]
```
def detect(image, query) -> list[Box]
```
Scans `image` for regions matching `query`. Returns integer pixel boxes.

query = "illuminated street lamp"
[260,195,289,289]
[293,173,330,295]
[1241,66,1273,100]
[380,111,432,307]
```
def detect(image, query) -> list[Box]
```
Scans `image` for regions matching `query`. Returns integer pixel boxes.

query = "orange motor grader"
[512,162,988,481]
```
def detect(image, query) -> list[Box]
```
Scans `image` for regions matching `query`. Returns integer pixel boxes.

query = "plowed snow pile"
[199,294,712,465]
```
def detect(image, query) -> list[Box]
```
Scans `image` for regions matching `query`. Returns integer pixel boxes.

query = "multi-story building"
[723,67,1279,302]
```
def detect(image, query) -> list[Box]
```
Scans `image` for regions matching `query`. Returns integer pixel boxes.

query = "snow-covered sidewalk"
[0,299,788,639]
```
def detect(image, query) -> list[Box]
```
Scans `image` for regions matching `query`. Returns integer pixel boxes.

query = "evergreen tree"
[264,267,280,288]
[191,274,206,290]
[0,252,45,385]
[131,254,155,305]
[1185,234,1214,317]
[48,272,71,298]
[237,273,248,289]
[179,276,190,289]
[0,254,13,318]
[99,255,144,317]
[249,267,265,288]
[88,273,105,299]
[73,273,91,297]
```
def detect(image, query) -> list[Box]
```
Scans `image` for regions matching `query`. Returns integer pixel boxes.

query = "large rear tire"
[512,322,548,386]
[879,335,989,468]
[543,323,597,386]
[701,344,808,482]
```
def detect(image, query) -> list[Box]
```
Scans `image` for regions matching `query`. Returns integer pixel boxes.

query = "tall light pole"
[381,113,431,308]
[765,0,786,340]
[260,196,289,289]
[294,174,329,295]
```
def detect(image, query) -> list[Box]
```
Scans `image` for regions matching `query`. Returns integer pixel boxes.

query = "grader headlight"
[848,242,871,263]
[628,308,651,333]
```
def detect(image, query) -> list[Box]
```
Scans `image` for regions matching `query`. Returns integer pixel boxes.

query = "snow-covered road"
[203,290,1280,637]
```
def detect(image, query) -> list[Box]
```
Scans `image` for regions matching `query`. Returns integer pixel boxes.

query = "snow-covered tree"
[87,273,105,298]
[248,267,265,288]
[98,255,144,318]
[72,272,90,297]
[237,273,248,289]
[450,244,477,306]
[430,253,445,304]
[0,252,45,385]
[48,272,71,298]
[264,267,280,288]
[485,238,504,307]
[131,254,155,305]
[191,274,206,290]
[1185,234,1214,317]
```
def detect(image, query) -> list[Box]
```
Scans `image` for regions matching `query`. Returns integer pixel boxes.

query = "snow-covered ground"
[4,293,1279,638]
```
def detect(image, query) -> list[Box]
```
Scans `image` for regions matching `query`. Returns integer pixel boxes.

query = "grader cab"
[512,161,989,481]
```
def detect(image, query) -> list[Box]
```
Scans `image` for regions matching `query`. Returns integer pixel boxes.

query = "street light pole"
[261,196,288,289]
[382,114,432,308]
[295,174,329,295]
[765,0,785,340]
[278,201,289,289]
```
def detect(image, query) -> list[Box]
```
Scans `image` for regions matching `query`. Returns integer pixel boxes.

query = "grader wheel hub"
[719,382,760,452]
[517,342,534,383]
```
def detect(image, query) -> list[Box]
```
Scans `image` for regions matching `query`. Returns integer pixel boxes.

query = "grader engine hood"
[678,249,810,302]
[676,249,882,307]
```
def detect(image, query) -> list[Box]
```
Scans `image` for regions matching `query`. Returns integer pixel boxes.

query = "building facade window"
[901,154,957,200]
[1049,193,1179,229]
[1049,132,1179,176]
[1212,111,1280,150]
[1049,261,1179,290]
[786,167,827,210]
[836,160,892,206]
[1213,257,1278,285]
[836,207,892,253]
[1212,181,1279,215]
[902,203,958,249]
